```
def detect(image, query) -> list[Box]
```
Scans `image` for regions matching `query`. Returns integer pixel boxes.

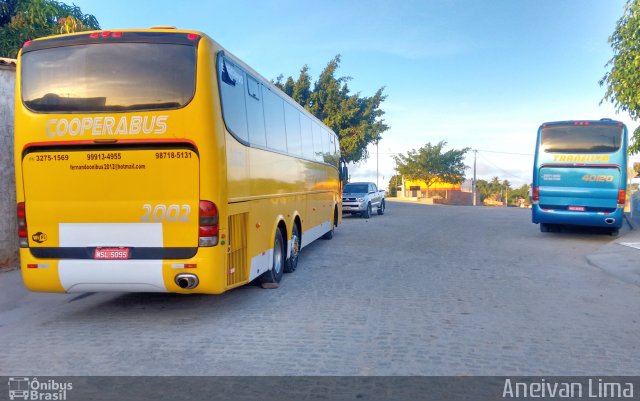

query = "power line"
[477,152,530,182]
[476,149,533,156]
[379,148,533,156]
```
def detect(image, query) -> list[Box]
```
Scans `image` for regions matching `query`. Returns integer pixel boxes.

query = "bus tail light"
[199,200,218,247]
[89,31,123,39]
[617,190,626,208]
[17,202,28,248]
[532,187,539,204]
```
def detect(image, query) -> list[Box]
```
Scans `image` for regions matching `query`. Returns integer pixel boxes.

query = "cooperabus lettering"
[46,115,168,137]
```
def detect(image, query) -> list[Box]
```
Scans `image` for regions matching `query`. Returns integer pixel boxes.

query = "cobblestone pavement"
[1,202,639,375]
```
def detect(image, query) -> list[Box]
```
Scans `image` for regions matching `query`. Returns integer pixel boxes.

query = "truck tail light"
[199,200,218,247]
[17,202,28,248]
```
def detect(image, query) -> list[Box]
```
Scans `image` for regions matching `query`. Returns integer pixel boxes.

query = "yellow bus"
[14,27,344,294]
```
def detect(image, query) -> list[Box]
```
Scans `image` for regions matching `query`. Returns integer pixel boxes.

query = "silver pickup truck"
[342,182,386,218]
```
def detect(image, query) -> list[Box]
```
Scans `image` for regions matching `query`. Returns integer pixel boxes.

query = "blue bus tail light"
[532,187,539,204]
[617,190,626,208]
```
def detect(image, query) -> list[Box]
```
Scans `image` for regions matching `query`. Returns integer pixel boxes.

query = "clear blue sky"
[71,0,636,187]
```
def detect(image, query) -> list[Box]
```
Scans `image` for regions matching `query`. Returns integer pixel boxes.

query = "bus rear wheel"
[285,223,300,273]
[540,223,551,233]
[260,229,285,288]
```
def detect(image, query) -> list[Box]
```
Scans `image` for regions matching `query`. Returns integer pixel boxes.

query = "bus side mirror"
[340,165,348,182]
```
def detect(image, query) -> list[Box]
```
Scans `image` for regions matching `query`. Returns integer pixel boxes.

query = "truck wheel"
[284,223,300,273]
[377,200,385,215]
[260,229,285,287]
[362,203,372,219]
[540,223,550,233]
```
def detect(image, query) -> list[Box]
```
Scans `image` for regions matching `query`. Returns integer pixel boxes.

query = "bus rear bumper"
[19,247,227,294]
[532,205,624,229]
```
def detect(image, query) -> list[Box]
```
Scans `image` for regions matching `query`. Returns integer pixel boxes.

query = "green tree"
[601,0,640,152]
[501,179,511,204]
[387,174,402,197]
[478,176,506,203]
[393,141,469,197]
[282,76,295,97]
[475,179,491,202]
[0,0,99,58]
[276,55,388,163]
[489,176,501,199]
[508,184,530,206]
[292,64,311,107]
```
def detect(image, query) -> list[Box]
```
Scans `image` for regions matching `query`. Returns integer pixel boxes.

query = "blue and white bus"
[532,119,628,234]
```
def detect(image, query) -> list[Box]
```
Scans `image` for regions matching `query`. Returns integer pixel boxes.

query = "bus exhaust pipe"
[175,274,199,289]
[604,218,615,225]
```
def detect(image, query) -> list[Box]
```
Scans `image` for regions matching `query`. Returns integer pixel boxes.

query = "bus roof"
[539,119,625,129]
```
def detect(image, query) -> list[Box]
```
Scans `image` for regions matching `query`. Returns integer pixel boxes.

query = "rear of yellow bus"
[15,29,228,294]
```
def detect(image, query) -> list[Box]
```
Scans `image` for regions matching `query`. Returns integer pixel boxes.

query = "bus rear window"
[21,42,196,112]
[541,124,622,153]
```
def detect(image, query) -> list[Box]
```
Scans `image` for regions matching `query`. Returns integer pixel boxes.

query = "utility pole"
[472,149,477,206]
[376,139,379,189]
[505,186,508,207]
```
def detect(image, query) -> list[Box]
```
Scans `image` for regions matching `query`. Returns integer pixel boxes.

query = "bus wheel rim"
[274,236,283,274]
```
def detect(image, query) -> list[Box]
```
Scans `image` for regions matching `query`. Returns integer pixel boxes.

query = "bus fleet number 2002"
[140,204,191,222]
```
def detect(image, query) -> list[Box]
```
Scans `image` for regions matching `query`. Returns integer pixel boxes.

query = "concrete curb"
[585,213,640,288]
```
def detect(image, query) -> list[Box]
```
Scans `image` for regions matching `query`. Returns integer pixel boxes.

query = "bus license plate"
[94,247,130,260]
[568,206,585,212]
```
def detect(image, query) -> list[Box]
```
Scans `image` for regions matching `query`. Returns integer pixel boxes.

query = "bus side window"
[218,57,248,142]
[322,128,331,164]
[246,75,266,147]
[300,115,314,160]
[263,88,287,153]
[311,121,324,162]
[329,133,338,166]
[284,102,302,157]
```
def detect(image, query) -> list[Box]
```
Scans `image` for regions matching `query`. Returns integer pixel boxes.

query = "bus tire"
[377,200,385,215]
[285,223,300,273]
[260,229,285,288]
[540,223,550,233]
[362,203,372,219]
[609,228,619,236]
